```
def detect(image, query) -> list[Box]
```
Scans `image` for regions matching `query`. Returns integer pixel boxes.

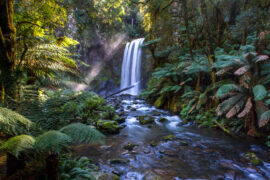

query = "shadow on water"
[74,95,270,180]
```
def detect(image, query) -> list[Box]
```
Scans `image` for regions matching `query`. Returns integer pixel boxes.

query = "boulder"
[138,116,155,125]
[158,117,168,122]
[97,120,120,134]
[244,152,263,165]
[123,143,138,151]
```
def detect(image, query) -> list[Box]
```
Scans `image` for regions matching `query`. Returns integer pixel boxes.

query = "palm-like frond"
[216,94,244,116]
[258,110,270,127]
[0,107,35,136]
[0,135,35,157]
[34,131,72,154]
[253,85,267,101]
[60,123,105,144]
[216,84,243,98]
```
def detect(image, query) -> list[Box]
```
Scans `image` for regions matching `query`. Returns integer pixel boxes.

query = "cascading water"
[120,38,145,95]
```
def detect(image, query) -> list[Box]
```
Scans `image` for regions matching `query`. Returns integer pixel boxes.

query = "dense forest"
[0,0,270,179]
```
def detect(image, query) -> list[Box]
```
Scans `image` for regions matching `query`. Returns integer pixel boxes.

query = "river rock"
[98,173,120,180]
[143,171,163,180]
[158,117,168,122]
[162,135,176,141]
[138,116,155,125]
[97,120,120,134]
[123,143,138,151]
[244,152,263,165]
[110,158,129,164]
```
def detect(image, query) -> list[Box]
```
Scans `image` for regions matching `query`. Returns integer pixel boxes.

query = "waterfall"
[120,38,145,95]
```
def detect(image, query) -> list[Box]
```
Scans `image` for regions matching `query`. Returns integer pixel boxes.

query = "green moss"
[97,120,120,134]
[154,96,165,108]
[138,116,155,125]
[158,117,168,122]
[162,135,176,141]
[244,152,263,165]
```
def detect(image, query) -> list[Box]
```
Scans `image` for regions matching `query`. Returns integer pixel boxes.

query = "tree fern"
[216,84,243,98]
[259,110,270,127]
[34,131,72,154]
[0,135,35,157]
[0,107,35,136]
[59,123,105,144]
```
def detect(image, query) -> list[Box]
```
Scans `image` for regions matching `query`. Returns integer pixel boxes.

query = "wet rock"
[244,152,263,165]
[138,116,155,125]
[97,120,120,134]
[162,135,176,141]
[123,143,138,151]
[113,115,120,121]
[179,141,188,146]
[143,171,163,180]
[127,105,132,109]
[154,96,165,108]
[150,140,158,147]
[98,173,120,180]
[110,158,129,164]
[158,117,168,122]
[159,149,178,157]
[144,149,151,154]
[116,117,126,124]
[131,108,136,111]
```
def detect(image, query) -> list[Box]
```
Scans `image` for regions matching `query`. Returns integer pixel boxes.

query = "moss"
[158,117,168,122]
[244,152,263,165]
[154,96,165,108]
[97,120,120,134]
[150,140,158,147]
[162,135,176,141]
[123,143,138,151]
[138,116,155,125]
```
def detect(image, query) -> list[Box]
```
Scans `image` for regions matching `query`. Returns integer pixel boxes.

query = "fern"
[60,123,105,144]
[0,107,35,136]
[34,131,72,154]
[0,135,35,157]
[216,84,243,98]
[253,85,267,101]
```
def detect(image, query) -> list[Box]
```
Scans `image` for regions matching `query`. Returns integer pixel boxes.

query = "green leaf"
[253,85,267,101]
[216,84,242,98]
[60,123,105,144]
[0,135,35,157]
[259,110,270,127]
[35,130,72,153]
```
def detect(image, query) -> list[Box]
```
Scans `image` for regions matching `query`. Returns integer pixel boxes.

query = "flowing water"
[75,95,270,180]
[120,38,144,96]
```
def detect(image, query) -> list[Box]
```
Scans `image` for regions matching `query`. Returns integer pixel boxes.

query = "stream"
[75,95,270,180]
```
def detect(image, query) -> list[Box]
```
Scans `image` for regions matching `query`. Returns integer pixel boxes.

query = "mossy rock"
[131,108,136,111]
[98,173,120,180]
[123,143,138,151]
[154,96,165,108]
[113,115,120,121]
[162,135,176,141]
[150,140,158,147]
[138,116,155,125]
[244,152,263,165]
[158,117,168,122]
[97,120,120,134]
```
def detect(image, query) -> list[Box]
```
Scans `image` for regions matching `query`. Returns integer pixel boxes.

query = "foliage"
[0,107,35,136]
[59,156,96,180]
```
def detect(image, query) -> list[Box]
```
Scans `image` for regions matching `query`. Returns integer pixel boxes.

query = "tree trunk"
[6,153,25,176]
[46,153,59,180]
[241,0,249,45]
[0,0,16,103]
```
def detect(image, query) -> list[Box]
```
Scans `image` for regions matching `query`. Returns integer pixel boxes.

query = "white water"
[120,38,145,95]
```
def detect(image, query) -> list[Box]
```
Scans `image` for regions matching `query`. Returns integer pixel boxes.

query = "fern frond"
[34,131,72,153]
[216,84,243,98]
[258,110,270,127]
[253,85,267,101]
[60,123,105,144]
[0,107,35,136]
[0,135,35,157]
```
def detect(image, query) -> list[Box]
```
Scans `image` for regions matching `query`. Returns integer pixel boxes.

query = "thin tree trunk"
[0,0,16,103]
[241,0,249,45]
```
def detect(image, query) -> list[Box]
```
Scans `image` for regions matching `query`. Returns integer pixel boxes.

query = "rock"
[113,115,120,121]
[98,173,120,180]
[124,143,138,151]
[162,135,176,141]
[131,108,136,111]
[117,117,126,124]
[179,141,188,146]
[159,150,178,157]
[143,171,163,180]
[150,140,158,147]
[110,158,129,164]
[154,96,165,108]
[97,120,120,134]
[127,105,132,109]
[244,152,263,165]
[138,116,155,125]
[158,117,168,122]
